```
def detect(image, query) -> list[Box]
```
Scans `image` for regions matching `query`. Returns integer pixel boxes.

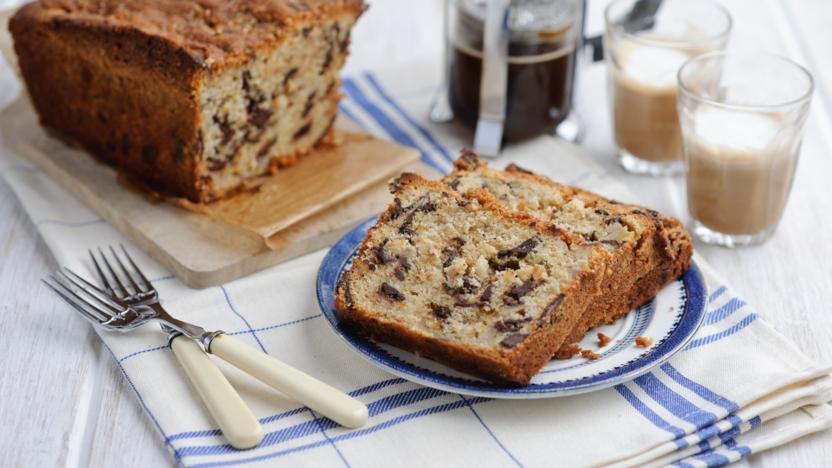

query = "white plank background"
[1,0,830,466]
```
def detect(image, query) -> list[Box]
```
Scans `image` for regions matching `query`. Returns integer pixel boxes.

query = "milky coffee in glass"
[604,0,731,175]
[678,52,813,246]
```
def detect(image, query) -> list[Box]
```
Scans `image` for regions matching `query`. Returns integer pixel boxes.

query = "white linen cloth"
[1,53,830,467]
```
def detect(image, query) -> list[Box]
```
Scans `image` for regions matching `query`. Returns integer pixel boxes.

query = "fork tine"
[90,249,115,296]
[60,268,126,310]
[52,272,122,319]
[43,276,110,324]
[98,247,128,297]
[120,244,154,292]
[109,245,143,294]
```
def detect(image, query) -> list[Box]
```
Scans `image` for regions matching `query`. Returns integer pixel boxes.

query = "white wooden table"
[1,0,830,466]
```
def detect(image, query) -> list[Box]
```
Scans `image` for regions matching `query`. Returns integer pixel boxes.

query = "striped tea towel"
[1,54,830,467]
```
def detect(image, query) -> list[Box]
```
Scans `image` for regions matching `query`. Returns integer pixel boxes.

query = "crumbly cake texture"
[335,152,692,384]
[10,0,364,202]
[446,150,692,352]
[335,173,613,384]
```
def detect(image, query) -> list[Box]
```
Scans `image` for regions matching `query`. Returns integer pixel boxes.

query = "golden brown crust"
[12,0,365,72]
[10,11,206,200]
[335,173,610,384]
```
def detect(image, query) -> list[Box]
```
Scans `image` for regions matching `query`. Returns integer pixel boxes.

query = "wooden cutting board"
[1,97,438,288]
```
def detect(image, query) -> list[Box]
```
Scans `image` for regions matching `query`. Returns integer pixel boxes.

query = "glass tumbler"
[678,51,814,247]
[604,0,731,175]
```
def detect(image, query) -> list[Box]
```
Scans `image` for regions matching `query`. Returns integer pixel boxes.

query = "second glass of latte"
[604,0,732,175]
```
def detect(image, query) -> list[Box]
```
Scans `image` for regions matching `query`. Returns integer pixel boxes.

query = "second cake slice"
[446,150,693,353]
[335,174,610,383]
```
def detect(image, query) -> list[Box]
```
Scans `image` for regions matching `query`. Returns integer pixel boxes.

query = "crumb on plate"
[581,349,601,360]
[635,336,654,348]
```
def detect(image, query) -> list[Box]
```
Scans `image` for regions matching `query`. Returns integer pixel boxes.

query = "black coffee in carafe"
[449,0,583,142]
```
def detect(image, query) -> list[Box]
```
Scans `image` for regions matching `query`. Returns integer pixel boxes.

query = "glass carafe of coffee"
[446,0,585,147]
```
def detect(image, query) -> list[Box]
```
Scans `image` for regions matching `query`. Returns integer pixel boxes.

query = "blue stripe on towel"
[659,363,739,413]
[101,341,179,461]
[118,344,169,363]
[718,426,741,445]
[367,387,447,418]
[188,397,492,467]
[708,285,727,303]
[730,441,752,458]
[167,378,410,443]
[682,414,740,455]
[226,314,322,337]
[176,387,449,457]
[687,415,756,465]
[218,285,267,353]
[673,461,695,468]
[633,373,718,430]
[690,450,731,467]
[349,378,407,397]
[685,314,759,350]
[362,72,454,164]
[220,285,350,466]
[168,408,309,443]
[614,384,687,444]
[704,298,747,326]
[726,415,757,459]
[342,78,447,173]
[459,394,523,467]
[309,408,351,468]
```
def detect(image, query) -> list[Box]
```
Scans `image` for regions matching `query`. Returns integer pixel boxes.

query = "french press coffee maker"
[432,0,593,157]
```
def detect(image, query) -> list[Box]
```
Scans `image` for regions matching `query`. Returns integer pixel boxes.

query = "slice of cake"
[335,173,613,384]
[446,150,693,351]
[10,0,364,203]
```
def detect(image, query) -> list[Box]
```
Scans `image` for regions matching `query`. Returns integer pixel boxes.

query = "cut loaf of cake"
[446,150,693,352]
[335,173,614,384]
[10,0,364,202]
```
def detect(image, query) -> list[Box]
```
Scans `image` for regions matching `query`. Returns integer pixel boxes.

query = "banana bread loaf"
[335,173,613,384]
[446,150,693,352]
[10,0,364,202]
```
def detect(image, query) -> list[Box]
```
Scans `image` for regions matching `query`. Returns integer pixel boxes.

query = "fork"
[43,246,369,433]
[60,247,266,450]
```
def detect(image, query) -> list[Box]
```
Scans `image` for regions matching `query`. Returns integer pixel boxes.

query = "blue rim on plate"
[316,217,707,399]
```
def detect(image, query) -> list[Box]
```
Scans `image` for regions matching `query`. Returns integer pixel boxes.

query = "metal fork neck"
[147,303,222,349]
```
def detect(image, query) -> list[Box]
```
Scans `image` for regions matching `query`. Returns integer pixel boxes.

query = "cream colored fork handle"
[209,334,369,429]
[170,336,265,449]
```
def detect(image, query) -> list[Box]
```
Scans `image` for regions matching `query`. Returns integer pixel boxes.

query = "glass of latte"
[604,0,731,175]
[678,52,814,247]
